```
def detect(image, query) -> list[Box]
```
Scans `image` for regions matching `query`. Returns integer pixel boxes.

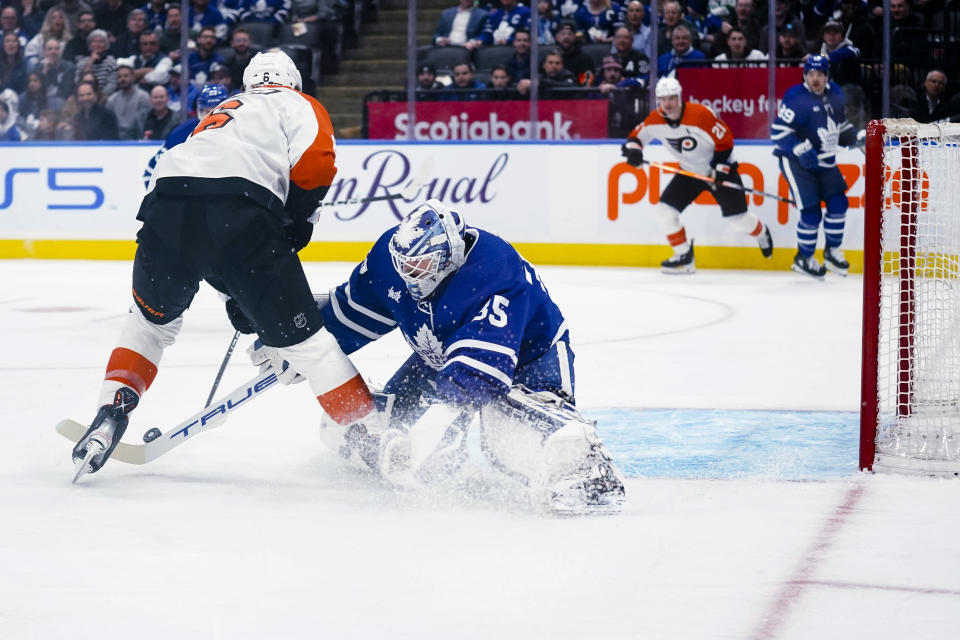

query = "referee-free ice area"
[2,260,958,639]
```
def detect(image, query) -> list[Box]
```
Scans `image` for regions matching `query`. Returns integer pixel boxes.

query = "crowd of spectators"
[0,0,363,140]
[1,0,958,141]
[422,0,960,127]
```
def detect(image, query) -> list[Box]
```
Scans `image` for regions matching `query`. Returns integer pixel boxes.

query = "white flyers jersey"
[627,102,734,175]
[148,85,337,202]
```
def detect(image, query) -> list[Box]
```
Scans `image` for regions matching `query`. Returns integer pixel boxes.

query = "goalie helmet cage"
[860,118,960,477]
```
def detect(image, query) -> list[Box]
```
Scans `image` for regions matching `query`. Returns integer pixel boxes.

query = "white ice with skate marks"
[2,260,960,639]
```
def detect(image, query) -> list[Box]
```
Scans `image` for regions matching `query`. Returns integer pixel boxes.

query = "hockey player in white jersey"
[251,199,626,513]
[621,77,773,273]
[70,51,384,480]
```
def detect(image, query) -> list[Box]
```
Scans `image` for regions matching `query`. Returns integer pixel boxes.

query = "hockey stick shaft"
[205,330,240,408]
[320,157,436,207]
[56,368,280,465]
[644,161,796,205]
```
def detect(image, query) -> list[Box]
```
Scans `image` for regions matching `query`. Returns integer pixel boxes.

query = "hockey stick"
[643,161,796,205]
[319,156,436,207]
[205,330,240,408]
[56,367,280,465]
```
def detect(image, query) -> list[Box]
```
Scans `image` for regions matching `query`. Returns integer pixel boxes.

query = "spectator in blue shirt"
[657,23,705,75]
[187,25,225,86]
[238,0,291,25]
[442,61,486,100]
[480,0,530,45]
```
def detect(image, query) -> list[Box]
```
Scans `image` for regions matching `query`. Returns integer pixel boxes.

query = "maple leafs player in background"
[621,76,773,274]
[771,54,860,280]
[264,199,625,513]
[141,83,229,189]
[71,51,383,479]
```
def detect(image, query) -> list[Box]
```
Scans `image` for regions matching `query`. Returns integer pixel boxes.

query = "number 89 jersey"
[320,226,570,405]
[147,85,337,207]
[627,102,734,176]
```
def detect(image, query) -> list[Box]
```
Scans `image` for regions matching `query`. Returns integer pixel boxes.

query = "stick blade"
[401,156,435,201]
[55,419,147,465]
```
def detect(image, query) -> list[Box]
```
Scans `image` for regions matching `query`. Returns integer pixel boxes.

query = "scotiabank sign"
[367,100,608,140]
[677,67,802,139]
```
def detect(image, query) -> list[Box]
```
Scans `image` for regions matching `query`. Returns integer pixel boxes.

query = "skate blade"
[790,264,825,281]
[825,263,849,276]
[660,266,696,275]
[71,441,103,484]
[550,497,625,517]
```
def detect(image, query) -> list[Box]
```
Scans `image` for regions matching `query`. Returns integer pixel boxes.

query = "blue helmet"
[803,54,830,77]
[388,199,466,301]
[197,83,228,111]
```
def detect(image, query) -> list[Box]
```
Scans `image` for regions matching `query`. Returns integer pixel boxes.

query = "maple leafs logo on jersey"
[817,116,840,155]
[393,210,426,249]
[387,286,402,302]
[408,324,445,370]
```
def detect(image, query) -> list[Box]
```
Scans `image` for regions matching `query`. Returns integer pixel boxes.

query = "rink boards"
[0,140,868,271]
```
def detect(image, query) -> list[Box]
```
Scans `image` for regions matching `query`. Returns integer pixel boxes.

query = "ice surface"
[2,261,958,639]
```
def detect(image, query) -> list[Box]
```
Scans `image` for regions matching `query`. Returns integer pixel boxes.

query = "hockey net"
[861,119,960,477]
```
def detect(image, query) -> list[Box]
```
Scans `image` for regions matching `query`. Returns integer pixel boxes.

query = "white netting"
[873,119,960,474]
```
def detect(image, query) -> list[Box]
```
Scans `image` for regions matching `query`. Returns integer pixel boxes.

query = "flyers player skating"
[621,76,773,273]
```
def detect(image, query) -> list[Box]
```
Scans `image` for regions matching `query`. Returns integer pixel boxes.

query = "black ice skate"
[71,387,139,482]
[823,246,849,276]
[757,225,774,258]
[791,251,826,280]
[661,242,695,274]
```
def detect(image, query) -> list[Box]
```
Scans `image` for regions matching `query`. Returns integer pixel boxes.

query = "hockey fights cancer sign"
[678,67,802,139]
[367,100,609,140]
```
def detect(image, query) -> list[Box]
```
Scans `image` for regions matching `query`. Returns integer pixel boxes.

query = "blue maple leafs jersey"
[142,117,199,189]
[321,226,569,406]
[771,81,856,169]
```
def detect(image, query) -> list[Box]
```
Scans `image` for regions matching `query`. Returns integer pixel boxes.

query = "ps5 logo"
[0,167,105,210]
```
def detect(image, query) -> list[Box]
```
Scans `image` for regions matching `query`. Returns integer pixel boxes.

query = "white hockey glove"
[247,338,305,385]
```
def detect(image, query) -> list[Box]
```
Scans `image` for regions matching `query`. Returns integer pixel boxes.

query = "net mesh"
[875,120,960,466]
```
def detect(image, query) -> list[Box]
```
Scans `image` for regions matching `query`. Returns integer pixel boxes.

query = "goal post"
[860,118,960,477]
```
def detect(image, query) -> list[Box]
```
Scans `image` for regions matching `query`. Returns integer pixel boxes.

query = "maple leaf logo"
[408,324,445,370]
[393,210,425,249]
[387,286,402,302]
[817,116,840,155]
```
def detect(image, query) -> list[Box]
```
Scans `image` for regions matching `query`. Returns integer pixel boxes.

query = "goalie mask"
[388,199,466,301]
[242,50,302,91]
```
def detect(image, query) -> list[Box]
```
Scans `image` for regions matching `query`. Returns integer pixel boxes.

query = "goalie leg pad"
[479,386,625,513]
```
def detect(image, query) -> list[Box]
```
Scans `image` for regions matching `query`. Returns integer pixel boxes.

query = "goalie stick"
[643,160,796,205]
[57,367,280,466]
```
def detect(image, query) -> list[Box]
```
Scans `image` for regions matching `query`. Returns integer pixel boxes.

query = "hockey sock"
[725,212,764,236]
[797,207,822,256]
[654,203,689,253]
[316,374,377,426]
[824,211,846,248]
[666,228,690,255]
